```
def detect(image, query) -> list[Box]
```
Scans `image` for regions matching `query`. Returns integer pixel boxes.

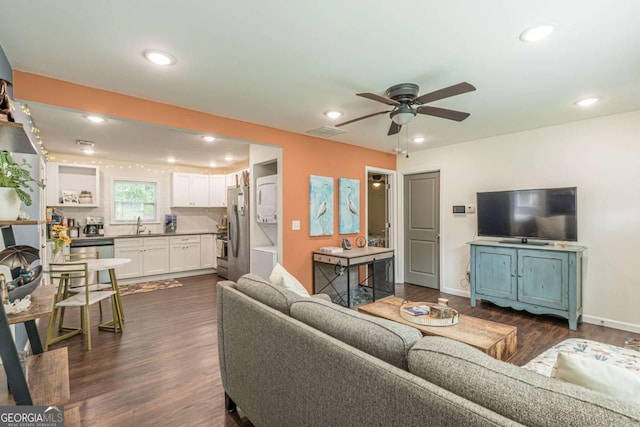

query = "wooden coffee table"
[358,297,517,361]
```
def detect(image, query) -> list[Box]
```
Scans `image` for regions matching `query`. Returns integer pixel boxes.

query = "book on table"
[402,305,431,316]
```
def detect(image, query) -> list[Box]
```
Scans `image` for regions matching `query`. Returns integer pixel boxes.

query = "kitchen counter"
[72,231,220,241]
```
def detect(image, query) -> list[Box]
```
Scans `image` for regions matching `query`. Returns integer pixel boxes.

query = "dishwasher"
[70,238,115,283]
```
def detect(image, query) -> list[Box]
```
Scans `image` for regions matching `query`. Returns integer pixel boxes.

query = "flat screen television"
[476,187,577,243]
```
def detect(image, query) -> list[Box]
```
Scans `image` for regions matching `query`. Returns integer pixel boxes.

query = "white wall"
[48,155,226,235]
[396,110,640,332]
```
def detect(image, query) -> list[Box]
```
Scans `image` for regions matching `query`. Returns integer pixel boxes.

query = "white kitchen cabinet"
[200,234,216,268]
[169,235,201,272]
[115,237,169,279]
[171,173,209,207]
[209,175,226,207]
[46,162,100,207]
[143,238,170,275]
[114,239,144,279]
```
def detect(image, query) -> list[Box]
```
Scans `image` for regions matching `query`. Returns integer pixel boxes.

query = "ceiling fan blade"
[416,106,470,121]
[357,92,400,106]
[335,110,391,127]
[414,82,476,105]
[387,122,402,136]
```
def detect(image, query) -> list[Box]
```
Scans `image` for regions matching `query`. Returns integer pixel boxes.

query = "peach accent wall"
[14,71,395,288]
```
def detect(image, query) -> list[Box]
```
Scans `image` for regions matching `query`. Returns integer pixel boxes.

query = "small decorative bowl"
[8,265,42,302]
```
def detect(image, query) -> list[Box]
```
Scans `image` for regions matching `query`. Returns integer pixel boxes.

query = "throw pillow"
[553,352,640,403]
[269,263,310,297]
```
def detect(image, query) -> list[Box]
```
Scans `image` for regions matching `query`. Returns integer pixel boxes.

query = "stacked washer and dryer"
[252,175,278,280]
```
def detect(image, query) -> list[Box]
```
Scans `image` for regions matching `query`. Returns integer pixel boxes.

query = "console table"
[313,247,395,308]
[469,240,586,330]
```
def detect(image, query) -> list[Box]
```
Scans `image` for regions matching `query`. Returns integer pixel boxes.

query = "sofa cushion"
[236,273,300,315]
[290,298,422,370]
[270,262,310,297]
[408,337,640,426]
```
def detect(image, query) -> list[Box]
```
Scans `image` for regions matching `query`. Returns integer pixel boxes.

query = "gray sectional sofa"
[217,274,640,427]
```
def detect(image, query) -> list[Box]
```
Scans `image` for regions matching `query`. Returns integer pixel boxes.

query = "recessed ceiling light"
[167,157,176,163]
[143,49,177,66]
[84,114,106,123]
[202,135,216,142]
[575,97,601,107]
[209,162,217,168]
[224,155,233,162]
[411,137,426,144]
[324,111,343,119]
[519,24,555,42]
[76,140,95,147]
[81,148,95,155]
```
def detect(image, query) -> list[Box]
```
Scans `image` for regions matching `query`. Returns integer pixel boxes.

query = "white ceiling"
[25,103,251,171]
[1,1,639,165]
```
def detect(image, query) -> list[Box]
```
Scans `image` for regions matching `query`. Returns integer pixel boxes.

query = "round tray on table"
[399,300,459,327]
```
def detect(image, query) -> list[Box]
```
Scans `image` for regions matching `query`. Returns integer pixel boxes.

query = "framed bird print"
[339,178,360,234]
[309,175,333,236]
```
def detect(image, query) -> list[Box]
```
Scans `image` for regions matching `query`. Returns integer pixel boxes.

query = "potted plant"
[0,150,45,220]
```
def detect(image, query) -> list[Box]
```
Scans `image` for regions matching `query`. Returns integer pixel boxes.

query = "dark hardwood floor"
[40,274,640,426]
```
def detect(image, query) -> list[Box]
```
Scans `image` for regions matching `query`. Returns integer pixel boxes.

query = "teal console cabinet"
[470,241,586,330]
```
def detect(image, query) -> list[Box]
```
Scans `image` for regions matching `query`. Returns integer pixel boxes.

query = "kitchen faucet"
[136,216,146,235]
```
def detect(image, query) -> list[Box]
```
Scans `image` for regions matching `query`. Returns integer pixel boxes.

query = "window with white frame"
[113,180,157,222]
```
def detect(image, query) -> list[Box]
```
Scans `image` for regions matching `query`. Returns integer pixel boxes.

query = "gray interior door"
[404,171,440,288]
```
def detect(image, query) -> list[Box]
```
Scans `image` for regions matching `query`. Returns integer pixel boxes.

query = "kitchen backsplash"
[47,155,229,236]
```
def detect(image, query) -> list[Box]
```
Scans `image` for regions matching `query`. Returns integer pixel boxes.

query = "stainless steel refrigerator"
[228,186,250,282]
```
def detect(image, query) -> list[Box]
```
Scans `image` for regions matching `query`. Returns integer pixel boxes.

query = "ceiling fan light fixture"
[324,111,343,119]
[519,24,555,42]
[390,105,416,125]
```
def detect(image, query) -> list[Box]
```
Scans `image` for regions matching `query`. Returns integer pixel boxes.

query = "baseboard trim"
[582,315,640,334]
[439,288,640,334]
[440,287,470,298]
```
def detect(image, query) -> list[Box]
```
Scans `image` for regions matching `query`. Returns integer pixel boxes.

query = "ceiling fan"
[335,82,476,136]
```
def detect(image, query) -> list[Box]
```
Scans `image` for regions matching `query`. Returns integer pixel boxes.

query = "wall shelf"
[46,162,100,207]
[0,220,41,226]
[0,285,70,406]
[0,348,70,405]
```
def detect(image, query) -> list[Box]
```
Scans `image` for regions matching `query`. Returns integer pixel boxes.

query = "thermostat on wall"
[452,205,466,214]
